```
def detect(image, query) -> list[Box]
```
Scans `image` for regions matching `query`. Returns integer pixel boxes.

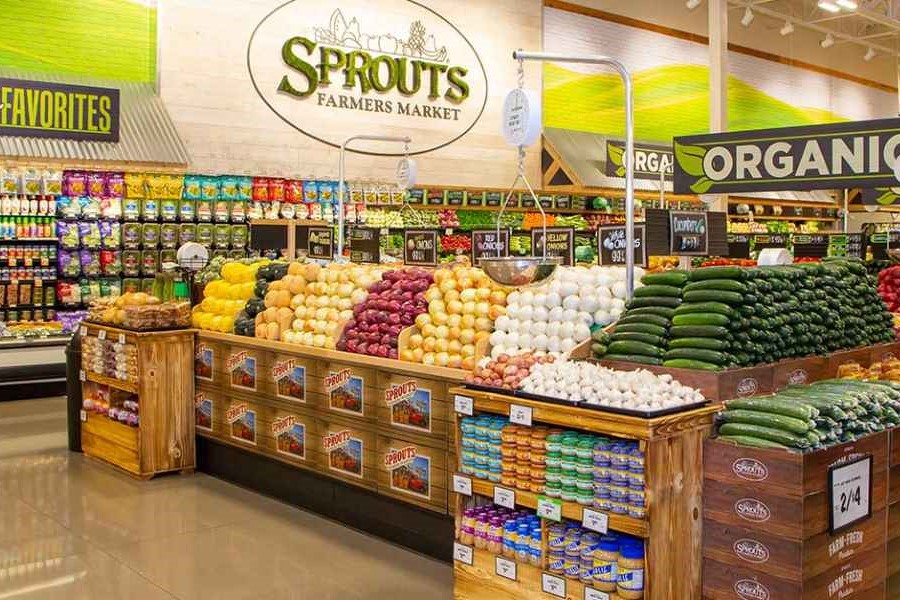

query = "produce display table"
[450,386,718,600]
[79,323,195,479]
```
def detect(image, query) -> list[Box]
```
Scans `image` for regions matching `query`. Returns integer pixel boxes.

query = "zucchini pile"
[594,258,895,371]
[717,379,900,451]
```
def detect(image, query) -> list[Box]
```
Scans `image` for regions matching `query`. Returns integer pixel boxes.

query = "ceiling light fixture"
[817,1,841,13]
[821,33,836,48]
[864,47,876,61]
[836,0,858,9]
[780,21,795,36]
[741,6,754,27]
[686,0,702,9]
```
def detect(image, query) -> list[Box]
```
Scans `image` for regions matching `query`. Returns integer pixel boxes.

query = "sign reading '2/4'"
[0,78,120,142]
[673,118,900,194]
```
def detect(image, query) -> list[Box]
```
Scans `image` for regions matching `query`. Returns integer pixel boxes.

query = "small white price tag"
[97,329,107,340]
[582,508,609,534]
[537,497,562,522]
[495,556,517,581]
[79,326,87,337]
[584,587,610,600]
[454,394,474,416]
[509,404,532,426]
[452,474,473,496]
[79,410,87,422]
[118,333,126,345]
[541,573,566,598]
[493,486,516,509]
[453,542,474,565]
[829,455,872,533]
[79,370,86,382]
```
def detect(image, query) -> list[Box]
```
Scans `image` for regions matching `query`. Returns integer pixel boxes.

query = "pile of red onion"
[465,351,555,390]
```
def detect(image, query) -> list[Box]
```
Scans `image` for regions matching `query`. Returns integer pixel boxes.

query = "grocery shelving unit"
[450,386,718,599]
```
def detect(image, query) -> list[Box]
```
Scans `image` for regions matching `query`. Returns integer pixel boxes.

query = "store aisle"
[0,398,453,600]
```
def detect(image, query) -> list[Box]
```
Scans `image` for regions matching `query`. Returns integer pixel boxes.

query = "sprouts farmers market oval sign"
[247,0,488,155]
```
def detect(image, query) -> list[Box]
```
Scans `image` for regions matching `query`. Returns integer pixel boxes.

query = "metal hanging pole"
[512,50,636,298]
[338,134,412,260]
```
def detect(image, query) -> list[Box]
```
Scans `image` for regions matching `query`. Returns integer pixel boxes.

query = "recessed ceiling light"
[818,1,841,13]
[741,6,754,26]
[836,0,858,9]
[780,21,795,36]
[686,0,702,9]
[821,33,836,48]
[864,47,876,61]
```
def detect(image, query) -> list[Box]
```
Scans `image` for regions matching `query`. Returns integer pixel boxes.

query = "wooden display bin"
[889,429,900,594]
[318,360,379,422]
[80,323,195,479]
[703,434,890,599]
[451,387,718,599]
[267,353,321,409]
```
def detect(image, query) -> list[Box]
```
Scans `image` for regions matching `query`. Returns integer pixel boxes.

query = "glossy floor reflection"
[0,397,452,599]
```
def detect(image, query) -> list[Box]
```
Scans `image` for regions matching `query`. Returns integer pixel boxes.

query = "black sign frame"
[597,225,646,268]
[307,226,334,260]
[828,454,873,535]
[348,226,381,264]
[403,229,439,267]
[531,227,575,266]
[471,229,510,264]
[669,211,709,256]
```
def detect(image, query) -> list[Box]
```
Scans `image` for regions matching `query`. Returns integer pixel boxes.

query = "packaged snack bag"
[231,225,248,248]
[230,189,247,222]
[302,180,318,203]
[87,173,105,197]
[122,278,142,293]
[220,176,238,200]
[21,168,41,195]
[179,198,196,222]
[196,223,214,246]
[142,223,160,248]
[141,250,159,275]
[165,175,184,200]
[160,223,179,249]
[252,177,269,201]
[64,172,86,196]
[201,176,219,200]
[99,221,122,249]
[122,223,142,249]
[80,196,101,219]
[100,250,123,276]
[147,175,169,200]
[42,170,63,196]
[183,175,202,200]
[268,178,286,202]
[178,223,197,246]
[122,251,141,276]
[106,172,124,197]
[1,168,18,194]
[78,222,102,249]
[214,224,231,248]
[196,192,213,222]
[376,184,390,206]
[58,250,80,278]
[237,176,253,200]
[214,196,231,223]
[363,184,377,205]
[57,221,80,249]
[80,250,101,277]
[57,196,81,219]
[141,196,160,221]
[100,196,122,219]
[349,182,363,204]
[122,194,141,221]
[124,173,146,198]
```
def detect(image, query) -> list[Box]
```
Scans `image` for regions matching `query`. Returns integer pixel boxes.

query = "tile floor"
[0,397,453,599]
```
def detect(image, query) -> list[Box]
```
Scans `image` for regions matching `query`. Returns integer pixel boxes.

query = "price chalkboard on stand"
[669,211,709,255]
[597,225,646,267]
[753,233,788,250]
[403,229,438,266]
[348,227,381,264]
[471,229,510,264]
[532,227,574,266]
[250,223,288,255]
[307,226,334,260]
[485,192,503,207]
[727,233,751,259]
[406,189,425,205]
[426,190,445,206]
[793,234,830,258]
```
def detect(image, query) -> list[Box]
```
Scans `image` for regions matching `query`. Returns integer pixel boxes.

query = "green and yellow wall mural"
[0,0,157,83]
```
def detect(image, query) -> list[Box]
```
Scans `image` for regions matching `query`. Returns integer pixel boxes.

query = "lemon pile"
[192,261,264,332]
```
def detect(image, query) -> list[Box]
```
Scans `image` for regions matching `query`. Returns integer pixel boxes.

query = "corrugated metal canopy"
[0,69,188,166]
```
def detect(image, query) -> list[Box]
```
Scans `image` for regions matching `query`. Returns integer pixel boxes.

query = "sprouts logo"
[736,377,759,397]
[385,380,417,406]
[734,579,770,600]
[322,429,353,451]
[734,498,771,523]
[732,458,769,482]
[271,415,296,437]
[324,369,352,391]
[733,538,770,564]
[788,369,808,385]
[226,403,248,423]
[384,445,417,468]
[247,1,488,155]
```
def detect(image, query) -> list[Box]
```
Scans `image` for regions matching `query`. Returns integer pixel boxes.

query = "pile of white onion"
[488,266,642,358]
[520,359,705,409]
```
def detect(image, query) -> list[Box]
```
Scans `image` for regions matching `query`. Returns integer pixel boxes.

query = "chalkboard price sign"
[531,227,574,266]
[404,230,438,266]
[348,227,381,264]
[472,229,510,264]
[753,234,788,250]
[669,211,709,255]
[307,226,334,260]
[597,225,646,267]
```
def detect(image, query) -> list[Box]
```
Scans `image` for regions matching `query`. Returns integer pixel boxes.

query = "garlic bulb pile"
[488,266,643,358]
[520,359,704,410]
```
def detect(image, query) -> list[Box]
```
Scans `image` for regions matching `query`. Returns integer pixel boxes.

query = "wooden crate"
[317,414,377,490]
[317,360,378,421]
[824,347,874,378]
[375,432,448,513]
[376,371,451,440]
[265,353,321,409]
[224,343,270,397]
[870,341,900,365]
[82,411,140,475]
[771,355,825,391]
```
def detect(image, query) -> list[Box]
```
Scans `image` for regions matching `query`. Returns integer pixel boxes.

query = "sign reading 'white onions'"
[247,0,488,155]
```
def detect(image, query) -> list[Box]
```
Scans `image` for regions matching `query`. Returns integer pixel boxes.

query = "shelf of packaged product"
[727,197,839,209]
[0,238,60,243]
[465,475,648,538]
[727,214,838,221]
[250,218,328,226]
[0,303,57,310]
[849,204,900,213]
[370,204,640,216]
[0,214,56,218]
[83,370,139,395]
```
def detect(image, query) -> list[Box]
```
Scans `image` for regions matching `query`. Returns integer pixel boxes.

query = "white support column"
[707,0,729,212]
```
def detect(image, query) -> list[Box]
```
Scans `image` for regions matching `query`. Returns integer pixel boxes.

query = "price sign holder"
[453,542,474,565]
[582,507,609,534]
[307,226,335,260]
[509,404,532,426]
[452,474,473,496]
[531,227,574,266]
[454,394,474,416]
[828,454,873,534]
[537,496,562,522]
[584,587,610,600]
[597,225,646,268]
[494,486,516,509]
[348,226,381,264]
[669,210,709,256]
[403,229,439,267]
[541,573,567,598]
[97,329,107,340]
[495,556,517,581]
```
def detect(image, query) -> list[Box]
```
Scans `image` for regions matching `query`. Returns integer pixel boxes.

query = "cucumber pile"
[593,258,895,371]
[717,379,900,450]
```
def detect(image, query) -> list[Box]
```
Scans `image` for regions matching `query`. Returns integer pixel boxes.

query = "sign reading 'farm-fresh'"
[673,118,900,194]
[0,78,120,142]
[247,0,488,155]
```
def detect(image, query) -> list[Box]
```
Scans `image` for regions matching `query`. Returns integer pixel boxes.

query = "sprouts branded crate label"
[323,429,364,479]
[403,230,438,267]
[326,369,364,416]
[227,402,256,445]
[228,350,257,391]
[272,359,306,402]
[531,227,574,266]
[194,393,213,433]
[273,415,306,460]
[384,380,431,433]
[384,445,430,500]
[195,343,214,382]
